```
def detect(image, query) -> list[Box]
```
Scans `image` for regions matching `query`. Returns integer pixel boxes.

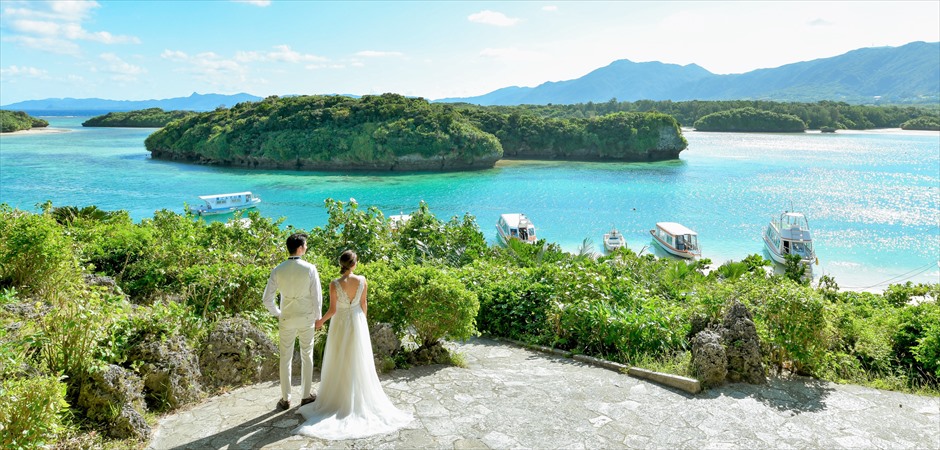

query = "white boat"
[496,213,537,245]
[650,222,701,259]
[603,227,626,252]
[192,192,261,216]
[763,211,817,266]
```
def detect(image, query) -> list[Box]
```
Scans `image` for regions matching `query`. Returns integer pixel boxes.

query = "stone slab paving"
[148,337,940,449]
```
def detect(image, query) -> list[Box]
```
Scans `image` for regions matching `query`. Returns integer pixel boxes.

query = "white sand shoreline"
[1,127,72,136]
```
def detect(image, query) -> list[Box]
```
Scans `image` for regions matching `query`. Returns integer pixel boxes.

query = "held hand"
[315,319,324,330]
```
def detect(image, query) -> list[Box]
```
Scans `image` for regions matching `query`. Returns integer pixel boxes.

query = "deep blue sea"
[1,116,938,291]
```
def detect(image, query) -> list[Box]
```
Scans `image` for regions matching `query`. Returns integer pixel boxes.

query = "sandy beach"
[1,127,72,136]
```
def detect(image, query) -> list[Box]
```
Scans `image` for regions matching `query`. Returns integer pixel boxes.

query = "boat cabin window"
[510,229,518,237]
[519,227,528,240]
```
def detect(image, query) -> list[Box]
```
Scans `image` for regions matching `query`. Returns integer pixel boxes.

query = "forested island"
[475,99,939,131]
[144,94,688,171]
[0,110,49,133]
[693,107,807,132]
[82,108,197,128]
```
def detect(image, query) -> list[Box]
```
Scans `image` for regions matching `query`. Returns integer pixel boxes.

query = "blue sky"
[1,0,938,105]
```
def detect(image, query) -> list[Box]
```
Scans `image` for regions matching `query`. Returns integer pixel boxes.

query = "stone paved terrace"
[148,337,940,449]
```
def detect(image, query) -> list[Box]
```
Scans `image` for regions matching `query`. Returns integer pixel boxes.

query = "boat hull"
[603,235,625,252]
[650,230,700,259]
[762,228,815,266]
[197,199,261,216]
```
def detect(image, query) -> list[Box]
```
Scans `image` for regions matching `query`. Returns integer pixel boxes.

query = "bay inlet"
[1,117,937,291]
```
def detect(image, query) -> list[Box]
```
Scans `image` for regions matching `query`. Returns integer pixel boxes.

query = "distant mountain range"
[3,41,937,113]
[439,41,940,105]
[2,92,263,115]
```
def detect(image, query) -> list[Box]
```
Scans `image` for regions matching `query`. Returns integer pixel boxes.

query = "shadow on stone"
[703,377,834,415]
[164,409,296,450]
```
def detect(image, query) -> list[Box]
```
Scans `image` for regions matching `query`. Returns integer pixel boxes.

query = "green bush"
[0,205,81,297]
[386,265,479,348]
[357,260,407,332]
[311,198,394,264]
[459,261,555,341]
[0,375,69,449]
[737,279,827,374]
[36,286,126,385]
[102,299,205,365]
[894,300,940,384]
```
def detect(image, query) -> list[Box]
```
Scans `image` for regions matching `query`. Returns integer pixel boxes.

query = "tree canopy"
[145,94,687,170]
[693,107,806,132]
[0,110,49,133]
[82,108,197,128]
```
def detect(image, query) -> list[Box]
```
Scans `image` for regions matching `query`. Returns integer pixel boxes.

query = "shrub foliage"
[0,199,937,448]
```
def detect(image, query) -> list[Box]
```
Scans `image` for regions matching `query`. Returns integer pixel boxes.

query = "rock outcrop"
[127,333,204,410]
[691,330,727,388]
[198,317,278,390]
[77,364,150,440]
[721,301,766,384]
[370,322,401,371]
[690,301,766,388]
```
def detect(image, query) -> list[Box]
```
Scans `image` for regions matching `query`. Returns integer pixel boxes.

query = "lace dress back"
[294,275,413,440]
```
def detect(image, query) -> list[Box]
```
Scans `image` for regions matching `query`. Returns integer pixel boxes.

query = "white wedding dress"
[295,275,413,440]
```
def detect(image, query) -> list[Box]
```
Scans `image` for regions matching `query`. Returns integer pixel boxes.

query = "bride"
[295,250,413,440]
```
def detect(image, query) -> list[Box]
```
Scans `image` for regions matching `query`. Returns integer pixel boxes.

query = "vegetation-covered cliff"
[0,110,49,133]
[83,108,197,128]
[461,109,687,161]
[693,107,806,132]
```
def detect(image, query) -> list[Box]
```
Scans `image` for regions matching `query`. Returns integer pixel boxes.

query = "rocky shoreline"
[148,149,503,172]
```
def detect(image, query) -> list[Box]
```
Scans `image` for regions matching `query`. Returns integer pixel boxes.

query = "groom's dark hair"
[286,233,308,255]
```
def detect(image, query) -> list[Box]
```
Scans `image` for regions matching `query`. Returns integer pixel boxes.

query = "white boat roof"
[656,222,697,236]
[500,213,533,228]
[199,192,253,200]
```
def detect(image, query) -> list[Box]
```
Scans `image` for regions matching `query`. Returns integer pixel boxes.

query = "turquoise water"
[2,116,938,291]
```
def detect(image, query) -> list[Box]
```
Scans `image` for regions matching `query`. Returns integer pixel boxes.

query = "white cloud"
[98,52,145,81]
[49,0,101,20]
[161,49,189,61]
[355,50,404,58]
[542,6,558,12]
[235,45,325,63]
[478,47,547,62]
[231,0,271,6]
[306,63,347,70]
[807,18,833,27]
[0,65,49,78]
[6,35,80,55]
[468,10,520,27]
[161,49,249,83]
[1,1,138,55]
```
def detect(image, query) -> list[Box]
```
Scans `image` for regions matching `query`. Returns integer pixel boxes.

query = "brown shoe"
[276,399,290,410]
[301,394,317,406]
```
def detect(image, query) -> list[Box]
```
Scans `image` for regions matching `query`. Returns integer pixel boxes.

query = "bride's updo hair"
[338,250,358,276]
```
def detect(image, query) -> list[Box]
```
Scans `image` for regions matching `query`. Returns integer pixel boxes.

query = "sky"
[1,0,938,105]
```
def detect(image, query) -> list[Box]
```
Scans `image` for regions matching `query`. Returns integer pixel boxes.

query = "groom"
[262,232,323,410]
